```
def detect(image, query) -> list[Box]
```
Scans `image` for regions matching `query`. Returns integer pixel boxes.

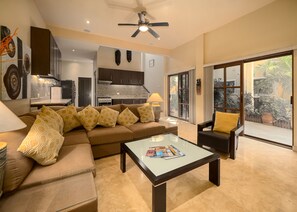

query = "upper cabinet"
[30,27,61,79]
[98,68,144,85]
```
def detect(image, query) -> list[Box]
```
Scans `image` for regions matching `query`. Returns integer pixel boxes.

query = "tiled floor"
[95,119,297,211]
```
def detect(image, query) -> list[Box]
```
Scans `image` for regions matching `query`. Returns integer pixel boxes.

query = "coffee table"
[120,134,220,212]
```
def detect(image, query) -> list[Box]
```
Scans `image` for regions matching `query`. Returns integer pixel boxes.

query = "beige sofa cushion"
[137,105,155,123]
[56,105,82,133]
[76,105,99,131]
[117,108,139,126]
[93,104,122,113]
[97,107,119,127]
[63,129,90,146]
[0,172,97,212]
[17,115,64,166]
[126,122,165,139]
[121,104,144,119]
[20,144,96,189]
[0,116,35,193]
[87,125,133,145]
[39,106,64,135]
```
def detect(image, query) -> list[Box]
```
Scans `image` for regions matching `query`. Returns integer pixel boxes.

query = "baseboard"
[293,146,297,152]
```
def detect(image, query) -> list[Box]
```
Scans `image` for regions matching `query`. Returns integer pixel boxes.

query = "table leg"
[209,158,220,186]
[120,143,126,173]
[152,183,166,212]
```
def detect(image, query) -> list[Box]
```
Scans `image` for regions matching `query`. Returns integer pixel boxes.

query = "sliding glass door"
[168,72,189,120]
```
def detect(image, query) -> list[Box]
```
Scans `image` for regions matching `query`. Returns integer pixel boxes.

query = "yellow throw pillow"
[213,111,239,134]
[39,106,64,135]
[117,107,139,126]
[98,107,119,127]
[137,105,155,123]
[76,105,100,131]
[17,115,64,166]
[57,105,82,133]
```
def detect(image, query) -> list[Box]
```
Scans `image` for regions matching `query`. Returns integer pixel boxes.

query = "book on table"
[145,145,185,159]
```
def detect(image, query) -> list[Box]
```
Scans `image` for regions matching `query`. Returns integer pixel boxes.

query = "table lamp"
[147,93,163,122]
[0,101,26,197]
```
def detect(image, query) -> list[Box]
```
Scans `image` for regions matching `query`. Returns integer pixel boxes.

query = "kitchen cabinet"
[112,98,147,105]
[98,68,144,85]
[98,68,113,82]
[31,27,61,79]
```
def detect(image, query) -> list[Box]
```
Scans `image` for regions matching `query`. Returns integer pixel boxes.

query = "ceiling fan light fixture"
[139,24,148,32]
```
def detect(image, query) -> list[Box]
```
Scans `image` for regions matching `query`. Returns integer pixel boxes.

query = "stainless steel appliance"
[97,97,112,106]
[61,80,76,104]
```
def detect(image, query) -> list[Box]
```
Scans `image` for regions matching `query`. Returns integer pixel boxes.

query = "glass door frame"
[214,61,244,125]
[168,71,190,121]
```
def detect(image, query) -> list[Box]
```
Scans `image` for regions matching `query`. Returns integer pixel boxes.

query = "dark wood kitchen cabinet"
[31,27,61,79]
[98,68,144,85]
[112,98,146,105]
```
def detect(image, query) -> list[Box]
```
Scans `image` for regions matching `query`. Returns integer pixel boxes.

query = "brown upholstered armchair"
[197,114,244,160]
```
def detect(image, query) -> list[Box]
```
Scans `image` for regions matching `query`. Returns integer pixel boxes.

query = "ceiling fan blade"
[118,23,138,26]
[148,28,160,39]
[149,22,169,27]
[131,29,140,37]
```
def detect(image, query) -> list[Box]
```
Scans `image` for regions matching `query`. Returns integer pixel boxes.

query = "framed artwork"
[149,59,154,67]
[0,25,31,100]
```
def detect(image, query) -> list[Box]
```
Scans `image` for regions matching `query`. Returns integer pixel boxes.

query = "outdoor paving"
[244,121,292,146]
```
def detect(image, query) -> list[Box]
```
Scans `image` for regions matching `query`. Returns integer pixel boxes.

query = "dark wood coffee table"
[120,134,220,212]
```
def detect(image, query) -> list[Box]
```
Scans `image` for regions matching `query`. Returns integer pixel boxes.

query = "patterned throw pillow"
[17,115,64,166]
[39,106,64,135]
[117,107,139,126]
[57,105,82,133]
[98,107,119,127]
[76,105,100,131]
[137,105,155,123]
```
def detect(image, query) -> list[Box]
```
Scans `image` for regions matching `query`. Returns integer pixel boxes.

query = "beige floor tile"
[95,120,297,212]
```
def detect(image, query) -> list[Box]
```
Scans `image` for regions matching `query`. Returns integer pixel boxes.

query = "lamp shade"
[147,93,163,104]
[0,101,26,133]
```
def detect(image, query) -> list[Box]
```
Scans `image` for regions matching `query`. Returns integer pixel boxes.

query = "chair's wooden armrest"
[230,125,244,136]
[197,120,213,131]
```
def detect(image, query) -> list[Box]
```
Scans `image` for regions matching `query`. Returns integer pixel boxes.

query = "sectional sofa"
[0,103,177,211]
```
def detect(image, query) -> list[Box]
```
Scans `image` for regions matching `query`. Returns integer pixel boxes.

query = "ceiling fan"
[118,11,169,40]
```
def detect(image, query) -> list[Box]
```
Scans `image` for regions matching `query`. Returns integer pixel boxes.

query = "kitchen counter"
[30,99,72,109]
[110,96,147,99]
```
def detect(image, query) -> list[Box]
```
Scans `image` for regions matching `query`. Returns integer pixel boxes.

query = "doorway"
[243,52,293,146]
[78,77,91,107]
[168,72,189,121]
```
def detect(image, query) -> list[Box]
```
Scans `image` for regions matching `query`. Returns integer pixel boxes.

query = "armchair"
[197,112,244,160]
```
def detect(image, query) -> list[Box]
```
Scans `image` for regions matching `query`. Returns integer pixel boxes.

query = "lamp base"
[152,106,161,122]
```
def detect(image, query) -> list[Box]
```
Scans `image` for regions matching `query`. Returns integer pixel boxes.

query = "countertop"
[30,99,72,109]
[110,96,147,99]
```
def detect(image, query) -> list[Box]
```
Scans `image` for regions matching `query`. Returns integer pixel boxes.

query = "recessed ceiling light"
[72,49,76,52]
[86,20,90,24]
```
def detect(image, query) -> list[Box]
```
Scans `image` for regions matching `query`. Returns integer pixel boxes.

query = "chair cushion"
[198,131,230,153]
[213,111,239,134]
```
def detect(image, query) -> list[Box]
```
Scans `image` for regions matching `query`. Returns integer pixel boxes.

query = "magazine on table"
[145,145,185,159]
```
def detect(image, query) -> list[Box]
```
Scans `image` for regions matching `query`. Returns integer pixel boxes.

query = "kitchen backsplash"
[31,75,59,99]
[97,84,149,98]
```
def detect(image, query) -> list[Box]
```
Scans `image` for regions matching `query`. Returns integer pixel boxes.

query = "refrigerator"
[61,80,76,104]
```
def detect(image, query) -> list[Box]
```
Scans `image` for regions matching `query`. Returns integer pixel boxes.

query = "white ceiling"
[34,0,276,61]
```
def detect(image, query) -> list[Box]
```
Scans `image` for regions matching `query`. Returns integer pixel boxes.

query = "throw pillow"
[117,107,139,126]
[17,115,64,166]
[213,111,239,134]
[137,105,155,123]
[76,105,100,131]
[57,105,81,133]
[39,105,64,135]
[98,107,119,127]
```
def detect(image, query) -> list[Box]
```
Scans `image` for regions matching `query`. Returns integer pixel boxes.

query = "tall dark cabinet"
[30,26,61,79]
[61,80,76,104]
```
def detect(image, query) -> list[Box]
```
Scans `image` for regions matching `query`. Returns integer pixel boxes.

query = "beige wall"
[97,46,142,71]
[0,0,46,115]
[204,0,297,65]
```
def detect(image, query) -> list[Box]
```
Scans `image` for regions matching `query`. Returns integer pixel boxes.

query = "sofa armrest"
[197,120,213,132]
